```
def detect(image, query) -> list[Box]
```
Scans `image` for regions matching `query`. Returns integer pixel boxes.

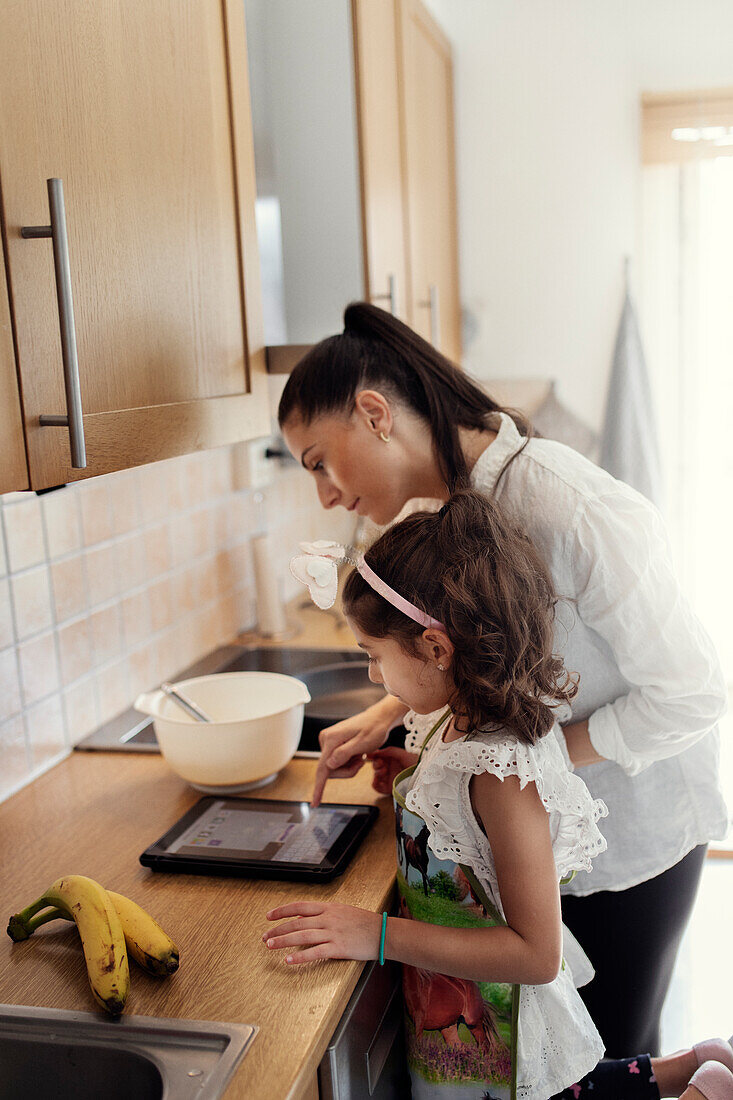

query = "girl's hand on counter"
[367,747,418,796]
[310,695,409,807]
[264,902,381,964]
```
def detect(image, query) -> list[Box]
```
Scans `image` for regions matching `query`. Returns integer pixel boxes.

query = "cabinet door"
[0,250,29,493]
[0,0,268,490]
[352,0,409,322]
[399,0,461,361]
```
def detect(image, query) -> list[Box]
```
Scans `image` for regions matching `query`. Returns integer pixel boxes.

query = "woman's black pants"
[561,844,708,1057]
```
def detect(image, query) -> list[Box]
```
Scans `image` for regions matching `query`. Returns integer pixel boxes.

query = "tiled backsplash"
[0,445,352,803]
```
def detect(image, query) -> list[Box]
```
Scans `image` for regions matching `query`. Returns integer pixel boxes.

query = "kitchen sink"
[0,1004,256,1100]
[75,645,405,754]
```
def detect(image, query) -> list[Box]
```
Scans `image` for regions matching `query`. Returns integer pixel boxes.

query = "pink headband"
[290,540,445,631]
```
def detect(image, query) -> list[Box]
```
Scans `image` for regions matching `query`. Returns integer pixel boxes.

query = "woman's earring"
[379,431,391,443]
[437,663,446,671]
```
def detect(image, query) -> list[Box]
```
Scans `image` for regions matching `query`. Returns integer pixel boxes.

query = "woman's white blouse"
[410,412,728,894]
[400,720,607,1099]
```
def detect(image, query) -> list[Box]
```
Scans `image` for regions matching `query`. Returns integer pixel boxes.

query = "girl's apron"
[392,712,520,1100]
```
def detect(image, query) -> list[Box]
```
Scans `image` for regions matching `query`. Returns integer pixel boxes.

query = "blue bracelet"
[378,911,388,965]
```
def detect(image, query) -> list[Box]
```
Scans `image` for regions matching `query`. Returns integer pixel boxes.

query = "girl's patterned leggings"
[552,1054,659,1099]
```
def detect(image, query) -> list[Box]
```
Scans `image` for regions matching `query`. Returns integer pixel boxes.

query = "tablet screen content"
[167,799,364,864]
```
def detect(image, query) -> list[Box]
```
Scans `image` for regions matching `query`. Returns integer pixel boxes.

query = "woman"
[278,301,728,1058]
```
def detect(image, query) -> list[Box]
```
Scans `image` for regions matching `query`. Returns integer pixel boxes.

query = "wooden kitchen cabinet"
[0,0,269,491]
[398,0,461,362]
[353,0,461,361]
[352,0,410,323]
[0,250,29,494]
[250,0,461,362]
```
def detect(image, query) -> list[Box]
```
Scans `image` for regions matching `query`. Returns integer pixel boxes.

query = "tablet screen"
[165,798,365,865]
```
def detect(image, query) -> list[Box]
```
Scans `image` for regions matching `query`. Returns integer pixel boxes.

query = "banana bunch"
[7,875,179,1015]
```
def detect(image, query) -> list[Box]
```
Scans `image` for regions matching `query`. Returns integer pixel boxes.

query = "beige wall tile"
[86,544,120,607]
[18,632,60,706]
[0,452,321,800]
[0,578,14,649]
[0,715,30,799]
[180,452,206,508]
[206,447,232,500]
[196,558,218,606]
[50,555,87,624]
[26,694,66,766]
[166,459,187,513]
[154,628,184,683]
[121,590,152,650]
[108,470,141,536]
[42,487,82,559]
[89,605,123,667]
[11,566,54,640]
[214,550,235,594]
[128,641,155,695]
[116,534,147,591]
[0,647,21,721]
[62,677,100,744]
[170,567,197,615]
[96,660,131,725]
[80,480,113,547]
[148,578,173,633]
[143,524,172,579]
[169,514,196,568]
[193,508,214,560]
[3,496,45,571]
[0,529,7,577]
[57,618,93,686]
[137,462,168,525]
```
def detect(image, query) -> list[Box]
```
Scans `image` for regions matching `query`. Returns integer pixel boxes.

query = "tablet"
[139,796,379,881]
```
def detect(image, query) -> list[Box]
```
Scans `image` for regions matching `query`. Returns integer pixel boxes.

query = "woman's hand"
[263,902,382,964]
[367,747,418,796]
[311,695,409,806]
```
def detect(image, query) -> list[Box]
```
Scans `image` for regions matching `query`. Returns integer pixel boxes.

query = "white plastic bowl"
[134,672,311,793]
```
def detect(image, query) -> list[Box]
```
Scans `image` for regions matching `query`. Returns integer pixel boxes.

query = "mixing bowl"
[134,672,311,793]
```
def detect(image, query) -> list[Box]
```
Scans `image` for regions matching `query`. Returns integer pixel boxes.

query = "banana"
[8,890,179,978]
[106,891,179,976]
[7,875,129,1015]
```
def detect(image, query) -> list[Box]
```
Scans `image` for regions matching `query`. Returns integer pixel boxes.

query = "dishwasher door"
[318,959,410,1099]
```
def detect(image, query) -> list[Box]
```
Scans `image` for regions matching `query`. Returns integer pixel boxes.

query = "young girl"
[277,302,728,1058]
[265,490,732,1100]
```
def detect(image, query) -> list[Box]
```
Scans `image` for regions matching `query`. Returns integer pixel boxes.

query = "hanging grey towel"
[600,292,663,509]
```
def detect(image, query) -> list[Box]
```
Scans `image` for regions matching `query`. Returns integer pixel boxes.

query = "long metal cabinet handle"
[22,178,87,468]
[370,273,397,315]
[418,284,440,347]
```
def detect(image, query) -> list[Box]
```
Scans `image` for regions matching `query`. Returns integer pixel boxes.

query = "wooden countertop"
[0,604,396,1100]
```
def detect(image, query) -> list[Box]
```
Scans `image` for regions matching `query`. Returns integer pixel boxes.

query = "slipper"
[688,1060,733,1100]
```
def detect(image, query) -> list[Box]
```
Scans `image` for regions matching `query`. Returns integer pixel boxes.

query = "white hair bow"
[289,540,353,609]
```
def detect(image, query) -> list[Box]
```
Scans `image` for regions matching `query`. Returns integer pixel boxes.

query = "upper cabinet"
[0,0,269,492]
[352,0,410,323]
[247,0,461,361]
[398,0,461,363]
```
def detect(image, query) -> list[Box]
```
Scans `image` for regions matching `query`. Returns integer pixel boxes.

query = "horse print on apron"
[392,712,519,1100]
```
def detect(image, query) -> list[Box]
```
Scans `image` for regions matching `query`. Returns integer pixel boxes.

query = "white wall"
[423,0,733,431]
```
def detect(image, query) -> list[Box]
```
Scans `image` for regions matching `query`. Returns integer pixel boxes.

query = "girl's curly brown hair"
[342,489,577,745]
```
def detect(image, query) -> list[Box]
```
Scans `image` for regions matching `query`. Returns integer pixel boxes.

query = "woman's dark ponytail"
[279,302,532,494]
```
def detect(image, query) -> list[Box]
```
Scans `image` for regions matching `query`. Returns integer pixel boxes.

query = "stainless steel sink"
[0,1004,256,1100]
